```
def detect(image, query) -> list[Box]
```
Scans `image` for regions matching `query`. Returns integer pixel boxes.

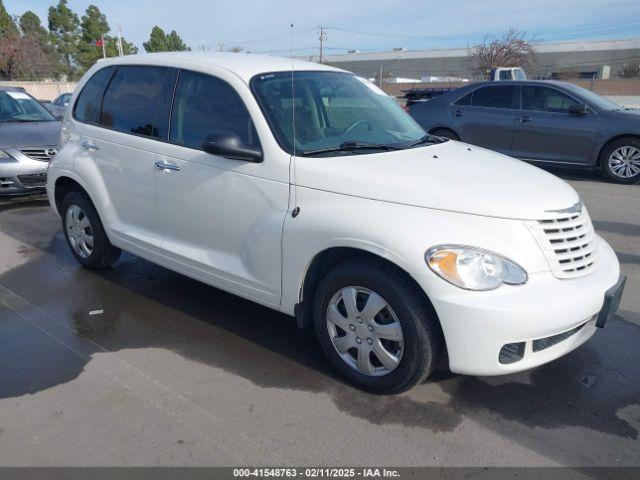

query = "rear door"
[512,85,600,164]
[81,65,174,255]
[448,84,517,154]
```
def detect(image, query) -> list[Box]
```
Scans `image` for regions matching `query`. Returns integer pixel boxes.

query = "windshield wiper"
[300,140,404,156]
[405,134,447,148]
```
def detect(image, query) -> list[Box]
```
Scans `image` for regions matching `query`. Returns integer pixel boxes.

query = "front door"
[512,85,600,164]
[155,69,289,307]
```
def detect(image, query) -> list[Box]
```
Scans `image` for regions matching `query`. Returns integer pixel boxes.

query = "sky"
[6,0,640,56]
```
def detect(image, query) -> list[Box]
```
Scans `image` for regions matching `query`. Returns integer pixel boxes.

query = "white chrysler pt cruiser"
[47,53,625,393]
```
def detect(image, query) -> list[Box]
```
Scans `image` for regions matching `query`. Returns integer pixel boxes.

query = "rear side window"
[471,85,515,109]
[100,66,169,137]
[169,70,259,151]
[73,67,115,124]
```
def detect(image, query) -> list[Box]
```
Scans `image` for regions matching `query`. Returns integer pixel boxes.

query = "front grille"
[525,208,597,279]
[17,173,47,188]
[532,323,586,352]
[19,147,57,162]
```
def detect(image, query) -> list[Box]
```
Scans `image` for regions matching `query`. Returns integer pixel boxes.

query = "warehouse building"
[324,37,640,82]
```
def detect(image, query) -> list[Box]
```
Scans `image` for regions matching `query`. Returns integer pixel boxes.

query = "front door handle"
[519,115,532,123]
[82,141,99,150]
[453,110,464,117]
[155,160,180,172]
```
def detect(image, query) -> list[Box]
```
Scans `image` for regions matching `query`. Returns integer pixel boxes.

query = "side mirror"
[568,103,588,116]
[201,132,262,163]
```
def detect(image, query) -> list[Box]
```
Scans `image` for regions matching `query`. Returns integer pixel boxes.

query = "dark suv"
[409,80,640,184]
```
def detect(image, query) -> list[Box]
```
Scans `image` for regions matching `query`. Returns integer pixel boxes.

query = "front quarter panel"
[280,187,549,316]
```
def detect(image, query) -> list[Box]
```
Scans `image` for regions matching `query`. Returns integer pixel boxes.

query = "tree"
[19,10,47,39]
[48,0,80,78]
[18,11,59,80]
[143,25,167,52]
[143,25,190,53]
[165,30,189,51]
[76,5,109,72]
[469,29,534,79]
[0,0,17,37]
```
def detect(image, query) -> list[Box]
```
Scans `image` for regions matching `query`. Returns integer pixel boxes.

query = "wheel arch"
[54,176,88,214]
[428,126,460,140]
[295,246,444,350]
[596,133,640,165]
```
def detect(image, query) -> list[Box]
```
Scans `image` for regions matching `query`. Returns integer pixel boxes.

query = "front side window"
[73,66,115,124]
[471,85,515,109]
[251,71,425,156]
[169,70,259,151]
[100,66,168,136]
[522,86,582,113]
[0,90,56,123]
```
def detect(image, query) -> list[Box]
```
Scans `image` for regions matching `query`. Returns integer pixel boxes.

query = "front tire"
[313,258,442,394]
[61,191,121,269]
[600,138,640,184]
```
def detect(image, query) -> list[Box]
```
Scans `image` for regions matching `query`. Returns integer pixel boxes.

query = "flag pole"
[101,34,106,58]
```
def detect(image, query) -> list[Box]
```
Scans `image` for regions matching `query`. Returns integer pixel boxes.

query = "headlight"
[426,245,527,290]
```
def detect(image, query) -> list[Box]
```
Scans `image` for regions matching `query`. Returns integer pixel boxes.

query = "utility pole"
[318,26,327,63]
[116,16,124,56]
[101,34,106,59]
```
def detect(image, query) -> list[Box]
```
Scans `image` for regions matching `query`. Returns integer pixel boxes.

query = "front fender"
[280,186,549,316]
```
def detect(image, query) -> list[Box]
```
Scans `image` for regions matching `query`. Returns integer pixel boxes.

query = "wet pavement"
[0,176,638,467]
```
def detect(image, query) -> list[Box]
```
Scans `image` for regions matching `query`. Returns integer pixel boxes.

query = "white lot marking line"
[0,283,285,464]
[89,309,103,315]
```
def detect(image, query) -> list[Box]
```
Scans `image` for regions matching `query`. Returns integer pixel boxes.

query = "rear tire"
[599,137,640,184]
[61,191,121,269]
[430,128,459,141]
[313,258,442,394]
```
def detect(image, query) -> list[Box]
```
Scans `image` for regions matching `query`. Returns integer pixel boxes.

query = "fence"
[0,81,77,101]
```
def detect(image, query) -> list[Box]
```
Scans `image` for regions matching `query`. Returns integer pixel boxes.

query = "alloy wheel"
[326,286,404,377]
[608,146,640,179]
[65,204,94,259]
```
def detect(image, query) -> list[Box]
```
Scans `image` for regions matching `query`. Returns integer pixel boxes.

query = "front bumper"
[0,148,49,195]
[413,235,622,376]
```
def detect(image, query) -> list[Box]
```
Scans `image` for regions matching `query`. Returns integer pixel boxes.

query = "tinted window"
[522,86,582,113]
[73,67,115,124]
[170,70,259,151]
[454,92,472,106]
[472,85,515,109]
[100,66,168,136]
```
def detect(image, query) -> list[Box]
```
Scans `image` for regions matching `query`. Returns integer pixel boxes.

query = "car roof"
[459,79,580,89]
[94,52,346,82]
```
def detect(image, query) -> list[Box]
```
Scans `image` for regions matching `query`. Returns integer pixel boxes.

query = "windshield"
[251,71,426,156]
[566,84,621,111]
[0,90,56,122]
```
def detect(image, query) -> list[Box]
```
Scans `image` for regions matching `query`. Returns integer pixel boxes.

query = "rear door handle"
[155,160,180,172]
[519,115,532,123]
[82,141,99,150]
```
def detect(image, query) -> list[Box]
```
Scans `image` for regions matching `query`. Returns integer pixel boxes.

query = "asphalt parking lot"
[0,171,638,467]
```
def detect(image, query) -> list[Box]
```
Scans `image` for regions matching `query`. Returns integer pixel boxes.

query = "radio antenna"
[290,23,299,217]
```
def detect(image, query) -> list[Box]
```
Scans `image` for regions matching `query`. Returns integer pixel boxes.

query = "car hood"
[0,121,61,148]
[294,140,580,220]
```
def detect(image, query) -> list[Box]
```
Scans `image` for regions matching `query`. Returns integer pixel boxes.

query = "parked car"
[488,67,527,81]
[47,53,624,393]
[409,80,640,184]
[43,92,73,119]
[0,87,61,194]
